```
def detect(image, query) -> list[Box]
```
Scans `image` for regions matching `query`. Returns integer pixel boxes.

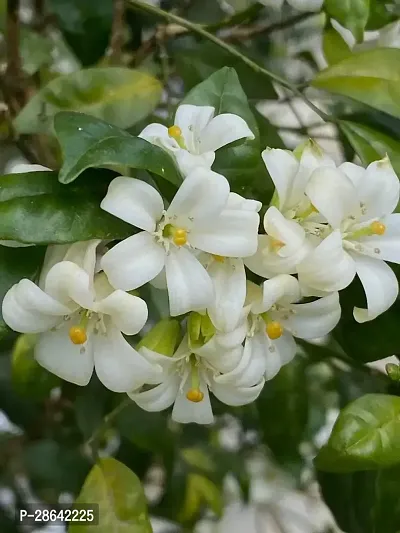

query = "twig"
[6,0,21,78]
[126,0,334,124]
[107,0,126,64]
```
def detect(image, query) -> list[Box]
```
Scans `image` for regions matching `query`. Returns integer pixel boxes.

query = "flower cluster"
[3,104,400,424]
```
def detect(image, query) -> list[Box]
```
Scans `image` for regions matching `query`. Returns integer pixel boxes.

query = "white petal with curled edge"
[306,167,358,229]
[282,292,341,339]
[166,168,229,225]
[63,239,101,280]
[264,207,306,257]
[246,331,282,381]
[211,376,264,406]
[175,150,215,176]
[2,281,69,333]
[101,232,165,291]
[244,236,292,278]
[190,209,260,257]
[137,347,173,383]
[252,274,301,315]
[35,319,94,386]
[172,375,214,424]
[217,320,248,349]
[339,162,365,190]
[226,192,262,212]
[207,258,246,332]
[356,213,400,264]
[129,373,181,411]
[261,148,298,210]
[198,342,244,374]
[351,253,398,323]
[265,332,297,379]
[359,157,400,221]
[94,290,148,335]
[138,123,180,152]
[44,261,94,310]
[100,177,164,232]
[39,244,71,288]
[165,247,214,316]
[93,322,158,393]
[174,104,215,153]
[199,113,255,152]
[297,231,356,292]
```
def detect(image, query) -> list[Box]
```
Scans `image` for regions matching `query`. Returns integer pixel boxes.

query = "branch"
[6,0,21,78]
[126,0,334,124]
[107,0,126,64]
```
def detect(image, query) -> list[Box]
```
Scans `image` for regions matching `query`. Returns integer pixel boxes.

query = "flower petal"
[166,168,229,224]
[63,240,101,278]
[199,113,255,153]
[246,331,282,381]
[356,213,400,263]
[261,148,299,210]
[196,340,244,373]
[358,157,400,220]
[165,247,214,316]
[211,377,264,406]
[172,375,214,424]
[100,177,163,232]
[175,150,215,176]
[252,274,301,314]
[306,167,358,229]
[266,332,297,379]
[190,209,260,257]
[297,231,356,292]
[207,258,246,332]
[339,162,365,189]
[44,261,94,310]
[101,232,165,291]
[129,374,180,411]
[174,104,215,153]
[35,320,94,386]
[139,123,179,152]
[93,322,157,392]
[244,235,304,277]
[263,207,307,257]
[94,290,148,335]
[282,292,341,339]
[351,254,398,323]
[226,192,262,212]
[216,336,266,388]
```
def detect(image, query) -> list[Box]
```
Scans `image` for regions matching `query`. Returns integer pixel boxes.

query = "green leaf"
[318,467,400,533]
[312,48,400,118]
[55,112,181,185]
[323,28,352,65]
[0,171,132,244]
[182,67,268,195]
[69,457,152,533]
[315,394,400,472]
[324,0,370,42]
[14,68,162,134]
[0,246,45,339]
[340,120,400,176]
[12,334,60,399]
[20,30,53,75]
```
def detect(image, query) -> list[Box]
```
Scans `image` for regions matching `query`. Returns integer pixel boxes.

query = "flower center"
[186,355,204,403]
[168,125,186,149]
[269,237,285,252]
[162,223,188,247]
[348,220,386,240]
[68,311,90,345]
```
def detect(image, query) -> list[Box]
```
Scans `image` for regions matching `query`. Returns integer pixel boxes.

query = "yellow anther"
[270,237,284,252]
[186,388,204,403]
[212,254,225,263]
[168,125,182,139]
[370,221,386,236]
[173,228,187,246]
[69,326,87,345]
[266,321,284,340]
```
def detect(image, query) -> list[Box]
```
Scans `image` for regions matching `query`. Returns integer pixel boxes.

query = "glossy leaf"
[0,245,45,339]
[0,171,132,244]
[69,457,152,533]
[14,68,162,134]
[54,112,181,185]
[323,28,352,65]
[340,120,400,176]
[312,49,400,118]
[182,67,269,194]
[315,394,400,472]
[324,0,370,42]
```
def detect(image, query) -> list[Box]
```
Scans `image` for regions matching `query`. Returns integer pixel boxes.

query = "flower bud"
[386,363,400,382]
[137,318,181,357]
[188,312,215,349]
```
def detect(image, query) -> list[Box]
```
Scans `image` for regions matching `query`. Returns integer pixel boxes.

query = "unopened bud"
[137,318,181,357]
[386,363,400,382]
[188,312,215,349]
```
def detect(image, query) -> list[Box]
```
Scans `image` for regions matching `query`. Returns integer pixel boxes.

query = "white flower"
[245,142,334,278]
[100,170,260,316]
[139,104,255,176]
[128,336,264,425]
[2,240,155,392]
[298,157,400,322]
[258,0,323,12]
[242,276,341,380]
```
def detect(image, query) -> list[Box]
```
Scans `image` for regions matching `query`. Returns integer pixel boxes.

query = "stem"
[107,0,126,64]
[6,0,21,78]
[126,0,333,124]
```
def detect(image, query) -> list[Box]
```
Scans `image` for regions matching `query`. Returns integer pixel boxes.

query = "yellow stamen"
[173,228,187,246]
[212,254,225,263]
[266,321,284,340]
[168,125,182,139]
[370,221,386,236]
[69,326,87,345]
[270,237,284,252]
[186,388,204,402]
